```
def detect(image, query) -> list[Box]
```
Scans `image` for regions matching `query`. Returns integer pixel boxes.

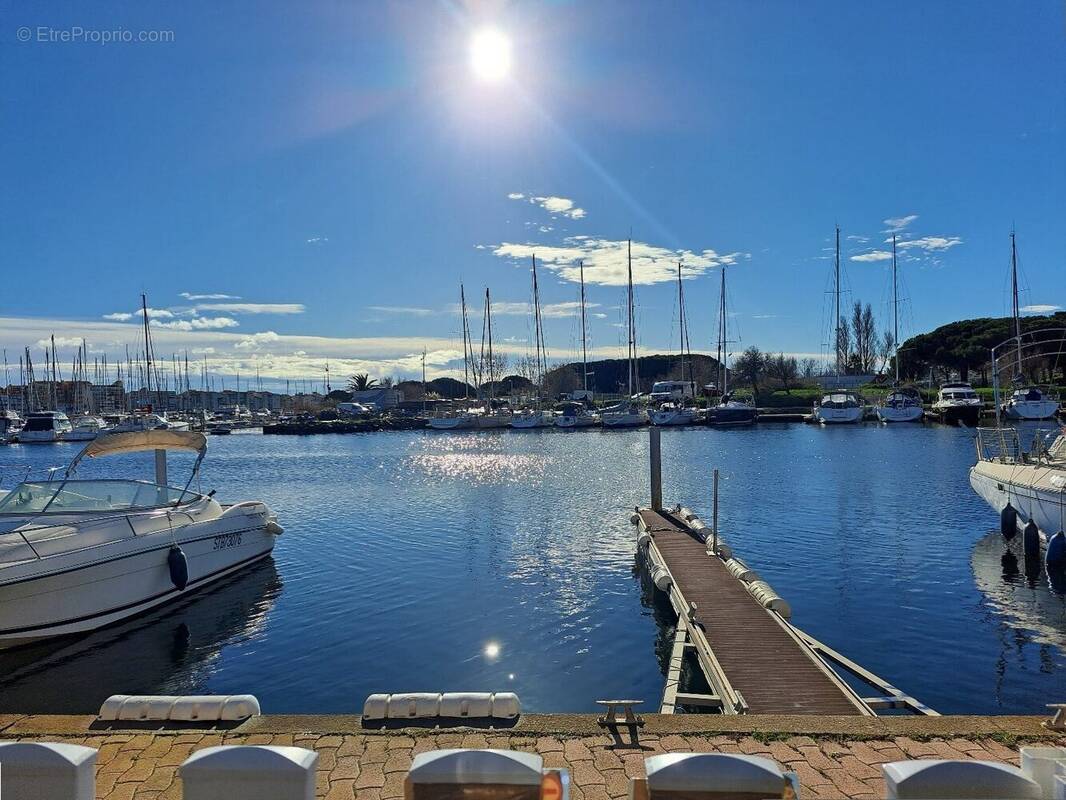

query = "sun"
[469,27,512,83]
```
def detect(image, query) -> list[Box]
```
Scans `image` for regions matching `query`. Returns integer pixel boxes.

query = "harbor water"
[1,424,1064,714]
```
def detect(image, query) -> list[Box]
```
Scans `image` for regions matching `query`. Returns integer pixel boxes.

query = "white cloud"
[530,195,586,220]
[846,235,869,243]
[234,331,282,350]
[103,312,133,321]
[135,307,175,319]
[484,301,601,319]
[180,293,240,301]
[850,250,893,262]
[883,214,918,233]
[1020,304,1062,314]
[195,303,305,315]
[507,192,525,200]
[306,236,329,245]
[35,336,83,349]
[896,236,963,252]
[493,237,742,286]
[191,347,216,354]
[153,316,239,331]
[751,314,779,319]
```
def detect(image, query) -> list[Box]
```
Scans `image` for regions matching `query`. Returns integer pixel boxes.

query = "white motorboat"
[876,388,924,423]
[510,409,555,429]
[650,403,698,426]
[0,429,281,649]
[1004,386,1060,421]
[601,402,649,429]
[111,412,189,433]
[970,427,1066,543]
[932,382,983,426]
[707,394,758,426]
[813,391,863,424]
[16,412,73,443]
[65,415,109,441]
[1,410,22,444]
[555,402,598,428]
[427,412,478,431]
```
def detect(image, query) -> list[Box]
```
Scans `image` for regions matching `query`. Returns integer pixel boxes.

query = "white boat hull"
[1004,400,1060,421]
[427,416,477,430]
[510,412,554,429]
[650,409,698,426]
[556,415,597,428]
[0,504,278,649]
[813,406,863,424]
[475,414,512,429]
[876,405,924,423]
[969,461,1066,539]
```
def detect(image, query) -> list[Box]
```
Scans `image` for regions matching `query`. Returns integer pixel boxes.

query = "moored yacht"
[65,415,110,441]
[0,429,282,648]
[649,402,698,426]
[813,391,864,424]
[601,401,649,429]
[876,387,924,423]
[706,266,757,427]
[427,411,479,431]
[1003,386,1060,421]
[555,401,598,428]
[474,407,513,429]
[932,382,983,427]
[510,409,555,429]
[652,262,698,427]
[603,241,649,430]
[0,410,22,443]
[16,412,73,443]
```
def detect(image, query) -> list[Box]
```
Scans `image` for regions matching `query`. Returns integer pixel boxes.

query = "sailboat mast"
[579,260,588,393]
[720,268,728,396]
[892,234,899,383]
[531,254,546,390]
[486,288,495,403]
[1011,231,1022,377]
[834,226,841,377]
[627,239,635,396]
[141,293,153,403]
[677,263,686,387]
[460,283,470,399]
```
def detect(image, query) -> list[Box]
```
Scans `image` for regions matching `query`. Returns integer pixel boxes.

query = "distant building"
[350,388,403,409]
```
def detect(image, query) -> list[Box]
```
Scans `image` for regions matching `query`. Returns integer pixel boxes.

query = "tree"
[379,376,394,388]
[766,353,798,393]
[799,358,820,379]
[731,347,767,403]
[878,331,896,377]
[348,373,378,392]
[849,302,878,374]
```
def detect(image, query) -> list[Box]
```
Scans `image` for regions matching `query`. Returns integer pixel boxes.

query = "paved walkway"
[0,715,1060,800]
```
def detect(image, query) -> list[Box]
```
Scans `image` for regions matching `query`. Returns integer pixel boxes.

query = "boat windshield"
[0,480,189,515]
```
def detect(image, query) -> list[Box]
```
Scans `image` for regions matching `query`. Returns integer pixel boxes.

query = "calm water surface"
[1,423,1064,714]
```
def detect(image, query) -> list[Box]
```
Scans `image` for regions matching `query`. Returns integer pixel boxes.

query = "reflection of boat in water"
[971,530,1066,650]
[0,557,281,713]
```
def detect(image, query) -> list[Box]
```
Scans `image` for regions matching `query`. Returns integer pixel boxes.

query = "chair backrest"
[0,741,97,800]
[631,753,794,800]
[405,749,546,800]
[179,745,318,800]
[882,759,1041,799]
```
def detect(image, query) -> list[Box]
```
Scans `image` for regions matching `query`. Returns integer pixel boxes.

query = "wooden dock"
[637,508,868,715]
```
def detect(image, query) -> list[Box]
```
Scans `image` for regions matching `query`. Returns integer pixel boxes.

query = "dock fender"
[168,545,189,591]
[1001,503,1017,539]
[1047,531,1066,570]
[1024,521,1040,559]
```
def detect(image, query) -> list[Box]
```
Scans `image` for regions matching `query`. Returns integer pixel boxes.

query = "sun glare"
[469,27,512,83]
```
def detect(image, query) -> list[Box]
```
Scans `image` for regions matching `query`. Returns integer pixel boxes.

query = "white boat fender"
[265,520,284,536]
[714,543,732,561]
[637,530,651,548]
[168,546,189,591]
[1024,520,1040,559]
[1001,503,1017,539]
[1047,531,1066,570]
[725,558,759,583]
[651,564,672,591]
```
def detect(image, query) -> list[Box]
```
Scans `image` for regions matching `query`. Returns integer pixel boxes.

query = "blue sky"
[1,1,1063,389]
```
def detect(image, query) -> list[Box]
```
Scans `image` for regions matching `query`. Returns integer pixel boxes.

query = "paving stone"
[355,763,386,789]
[326,779,358,800]
[537,736,565,752]
[767,742,804,763]
[573,760,607,786]
[564,738,594,761]
[894,736,938,757]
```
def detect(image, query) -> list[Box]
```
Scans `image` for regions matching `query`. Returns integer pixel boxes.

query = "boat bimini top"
[66,429,207,476]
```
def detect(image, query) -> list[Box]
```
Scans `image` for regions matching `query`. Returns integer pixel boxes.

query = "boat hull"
[813,406,863,424]
[876,405,924,423]
[0,505,278,649]
[601,412,649,428]
[934,404,982,426]
[1004,400,1060,421]
[426,416,477,430]
[969,461,1066,540]
[555,415,597,428]
[510,413,554,429]
[650,409,698,426]
[707,406,757,426]
[475,414,512,429]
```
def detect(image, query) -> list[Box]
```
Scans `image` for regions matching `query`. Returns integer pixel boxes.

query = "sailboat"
[602,240,650,429]
[67,339,110,441]
[557,260,599,428]
[512,255,556,429]
[706,266,757,426]
[428,284,480,431]
[813,227,864,424]
[651,263,699,426]
[1001,232,1060,421]
[876,236,924,423]
[475,288,512,428]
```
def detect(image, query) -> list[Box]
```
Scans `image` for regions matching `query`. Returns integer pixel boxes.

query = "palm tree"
[348,373,379,392]
[379,376,394,388]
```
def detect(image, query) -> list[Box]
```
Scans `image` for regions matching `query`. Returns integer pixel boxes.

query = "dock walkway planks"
[638,508,864,715]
